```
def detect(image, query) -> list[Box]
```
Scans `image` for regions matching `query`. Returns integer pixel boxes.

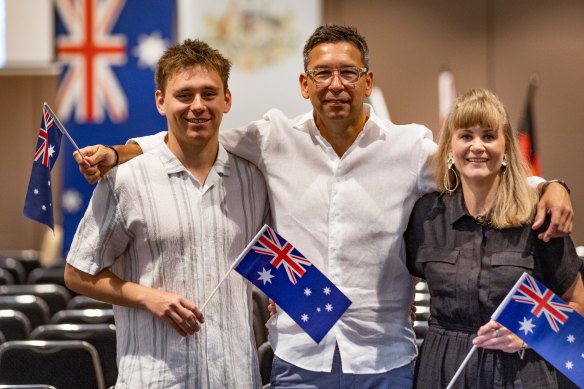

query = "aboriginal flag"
[518,80,541,176]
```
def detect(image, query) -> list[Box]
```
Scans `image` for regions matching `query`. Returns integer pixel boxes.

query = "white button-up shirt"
[67,140,268,388]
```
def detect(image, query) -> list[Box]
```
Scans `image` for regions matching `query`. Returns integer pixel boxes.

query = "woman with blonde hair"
[405,88,584,388]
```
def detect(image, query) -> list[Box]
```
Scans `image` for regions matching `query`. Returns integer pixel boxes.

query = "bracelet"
[541,179,570,195]
[518,342,527,359]
[106,146,119,166]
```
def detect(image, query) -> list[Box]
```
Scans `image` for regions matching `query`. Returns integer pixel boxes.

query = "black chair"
[0,258,26,285]
[67,295,112,310]
[27,266,66,287]
[257,341,274,386]
[0,340,105,389]
[50,309,115,325]
[252,288,269,347]
[0,310,31,341]
[413,320,429,348]
[0,269,14,286]
[0,249,41,276]
[0,284,71,316]
[0,295,50,329]
[30,324,117,388]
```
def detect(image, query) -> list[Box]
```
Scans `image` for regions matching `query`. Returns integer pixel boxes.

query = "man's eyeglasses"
[305,66,368,87]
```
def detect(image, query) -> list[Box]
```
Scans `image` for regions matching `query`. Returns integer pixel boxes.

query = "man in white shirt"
[65,39,268,388]
[74,26,573,388]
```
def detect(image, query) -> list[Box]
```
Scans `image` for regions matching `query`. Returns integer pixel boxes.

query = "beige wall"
[324,0,584,244]
[0,75,59,251]
[1,0,583,251]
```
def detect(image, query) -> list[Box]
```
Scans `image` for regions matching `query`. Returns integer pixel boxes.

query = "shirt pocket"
[417,247,460,315]
[487,250,535,305]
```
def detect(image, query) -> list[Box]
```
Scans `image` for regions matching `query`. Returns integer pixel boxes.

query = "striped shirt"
[67,140,268,388]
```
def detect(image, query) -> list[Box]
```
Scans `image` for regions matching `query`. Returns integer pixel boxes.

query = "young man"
[65,39,268,388]
[74,26,572,388]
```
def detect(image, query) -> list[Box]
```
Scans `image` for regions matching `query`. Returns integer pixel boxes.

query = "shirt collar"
[155,141,231,177]
[303,103,385,141]
[446,188,471,225]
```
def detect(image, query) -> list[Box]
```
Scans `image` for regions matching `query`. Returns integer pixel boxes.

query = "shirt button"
[336,177,341,183]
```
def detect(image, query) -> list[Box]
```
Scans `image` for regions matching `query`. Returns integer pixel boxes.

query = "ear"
[299,73,310,99]
[155,90,166,116]
[364,70,374,97]
[224,89,232,114]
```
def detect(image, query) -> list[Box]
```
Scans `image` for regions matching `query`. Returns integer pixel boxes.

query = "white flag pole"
[43,102,85,158]
[446,345,477,389]
[200,225,269,312]
[446,272,529,388]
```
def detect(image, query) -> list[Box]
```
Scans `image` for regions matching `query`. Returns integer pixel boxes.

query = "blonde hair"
[434,88,538,228]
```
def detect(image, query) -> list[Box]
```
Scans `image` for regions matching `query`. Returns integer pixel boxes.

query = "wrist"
[106,145,120,166]
[541,179,570,195]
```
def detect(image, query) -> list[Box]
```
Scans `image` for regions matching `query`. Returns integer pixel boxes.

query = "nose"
[191,94,205,112]
[469,137,485,152]
[328,70,344,91]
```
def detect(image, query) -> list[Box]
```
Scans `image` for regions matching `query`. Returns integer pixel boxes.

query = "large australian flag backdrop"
[54,0,175,252]
[494,272,584,387]
[235,225,352,343]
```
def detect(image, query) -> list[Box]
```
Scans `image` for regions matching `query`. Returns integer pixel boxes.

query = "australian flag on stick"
[234,225,352,343]
[23,105,64,230]
[493,272,584,388]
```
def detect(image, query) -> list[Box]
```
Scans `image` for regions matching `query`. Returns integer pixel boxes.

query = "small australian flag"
[23,106,63,230]
[234,225,352,343]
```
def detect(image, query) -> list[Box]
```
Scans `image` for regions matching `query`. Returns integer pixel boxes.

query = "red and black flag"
[518,78,541,176]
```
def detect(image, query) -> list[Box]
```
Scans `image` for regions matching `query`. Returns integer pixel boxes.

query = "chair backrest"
[50,309,115,325]
[0,250,41,276]
[0,340,105,389]
[0,385,57,389]
[0,295,50,329]
[0,258,26,285]
[0,284,71,316]
[257,341,274,386]
[67,295,112,310]
[0,309,31,340]
[0,269,14,286]
[30,323,118,388]
[27,266,66,288]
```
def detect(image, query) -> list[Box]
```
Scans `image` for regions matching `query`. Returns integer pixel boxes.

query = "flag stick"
[446,345,477,389]
[43,102,84,159]
[199,225,269,312]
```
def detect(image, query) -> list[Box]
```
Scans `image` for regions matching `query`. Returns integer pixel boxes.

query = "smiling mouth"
[467,158,488,163]
[185,118,210,124]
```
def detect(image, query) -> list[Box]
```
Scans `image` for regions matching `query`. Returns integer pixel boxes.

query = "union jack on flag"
[34,109,56,167]
[235,225,352,343]
[55,0,128,123]
[510,273,573,332]
[251,226,312,284]
[494,272,584,387]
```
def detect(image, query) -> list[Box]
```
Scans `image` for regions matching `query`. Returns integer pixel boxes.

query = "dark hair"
[302,25,369,70]
[155,39,232,95]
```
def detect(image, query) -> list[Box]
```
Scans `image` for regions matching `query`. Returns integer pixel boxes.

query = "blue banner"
[54,0,175,253]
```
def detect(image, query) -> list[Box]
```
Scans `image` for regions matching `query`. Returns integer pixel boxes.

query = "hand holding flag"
[200,225,351,344]
[448,272,584,388]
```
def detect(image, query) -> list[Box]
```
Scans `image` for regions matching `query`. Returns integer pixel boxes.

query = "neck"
[461,176,500,218]
[166,135,218,186]
[314,113,368,157]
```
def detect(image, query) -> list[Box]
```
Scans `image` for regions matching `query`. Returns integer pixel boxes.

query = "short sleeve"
[127,131,166,153]
[66,171,132,275]
[417,132,439,196]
